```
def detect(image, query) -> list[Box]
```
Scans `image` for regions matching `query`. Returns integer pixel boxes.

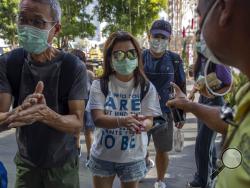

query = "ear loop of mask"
[47,24,57,47]
[204,59,233,97]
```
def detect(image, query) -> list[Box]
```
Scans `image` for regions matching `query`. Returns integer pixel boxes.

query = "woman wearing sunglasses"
[87,31,162,188]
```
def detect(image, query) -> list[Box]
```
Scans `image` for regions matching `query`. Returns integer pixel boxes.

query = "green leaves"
[0,0,95,48]
[0,0,19,46]
[95,0,167,36]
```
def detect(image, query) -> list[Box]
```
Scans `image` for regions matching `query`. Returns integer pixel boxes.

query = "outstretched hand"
[166,83,190,112]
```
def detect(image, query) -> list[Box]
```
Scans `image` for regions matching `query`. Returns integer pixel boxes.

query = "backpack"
[0,162,7,188]
[100,78,150,103]
[1,48,80,113]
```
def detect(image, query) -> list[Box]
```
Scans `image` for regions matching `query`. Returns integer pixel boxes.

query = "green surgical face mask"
[149,38,168,53]
[17,25,54,54]
[196,41,201,53]
[112,58,138,75]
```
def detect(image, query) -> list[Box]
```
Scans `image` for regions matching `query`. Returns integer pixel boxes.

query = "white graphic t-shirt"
[88,75,162,163]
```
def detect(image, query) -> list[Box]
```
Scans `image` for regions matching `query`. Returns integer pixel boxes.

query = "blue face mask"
[112,58,138,75]
[17,25,55,54]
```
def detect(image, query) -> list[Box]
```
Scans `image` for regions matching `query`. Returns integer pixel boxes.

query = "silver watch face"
[222,148,242,169]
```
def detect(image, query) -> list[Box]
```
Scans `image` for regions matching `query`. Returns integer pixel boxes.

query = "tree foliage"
[58,0,96,49]
[0,0,19,47]
[0,0,95,48]
[95,0,167,36]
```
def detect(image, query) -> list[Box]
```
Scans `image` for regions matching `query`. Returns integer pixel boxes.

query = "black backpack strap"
[168,51,180,78]
[100,78,109,98]
[58,52,80,114]
[168,51,186,94]
[5,48,27,107]
[140,80,150,102]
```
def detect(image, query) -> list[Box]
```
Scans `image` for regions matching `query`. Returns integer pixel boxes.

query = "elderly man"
[0,0,88,188]
[168,0,250,188]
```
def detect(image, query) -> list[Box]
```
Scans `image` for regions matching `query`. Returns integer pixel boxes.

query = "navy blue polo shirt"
[143,49,186,113]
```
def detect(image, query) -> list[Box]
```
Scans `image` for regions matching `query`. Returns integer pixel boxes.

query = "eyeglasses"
[112,49,138,61]
[16,15,56,29]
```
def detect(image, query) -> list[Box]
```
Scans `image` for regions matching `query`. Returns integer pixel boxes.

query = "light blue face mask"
[17,25,55,54]
[149,38,168,54]
[112,58,138,76]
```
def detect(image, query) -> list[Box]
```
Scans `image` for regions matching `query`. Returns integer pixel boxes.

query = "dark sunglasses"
[112,49,138,61]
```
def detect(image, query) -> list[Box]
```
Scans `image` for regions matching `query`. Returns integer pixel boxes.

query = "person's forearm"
[187,102,228,134]
[0,112,12,132]
[93,114,120,129]
[42,108,83,134]
[0,123,10,132]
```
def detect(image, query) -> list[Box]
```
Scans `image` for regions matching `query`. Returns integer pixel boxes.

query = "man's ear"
[218,0,235,27]
[54,23,61,37]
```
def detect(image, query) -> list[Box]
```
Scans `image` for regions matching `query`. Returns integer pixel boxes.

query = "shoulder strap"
[59,52,79,103]
[168,51,186,93]
[140,80,150,102]
[100,78,109,98]
[168,51,179,76]
[6,48,27,107]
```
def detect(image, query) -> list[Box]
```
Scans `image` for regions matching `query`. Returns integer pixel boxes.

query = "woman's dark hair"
[71,49,86,63]
[101,31,148,88]
[193,30,202,80]
[193,53,203,80]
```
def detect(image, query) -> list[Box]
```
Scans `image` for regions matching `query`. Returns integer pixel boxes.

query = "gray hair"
[20,0,62,22]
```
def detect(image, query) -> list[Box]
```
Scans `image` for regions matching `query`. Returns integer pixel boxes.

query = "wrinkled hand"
[6,81,47,128]
[22,81,46,106]
[166,83,190,112]
[8,104,49,128]
[120,115,144,133]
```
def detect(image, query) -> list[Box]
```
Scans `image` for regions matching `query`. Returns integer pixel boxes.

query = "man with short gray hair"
[0,0,88,187]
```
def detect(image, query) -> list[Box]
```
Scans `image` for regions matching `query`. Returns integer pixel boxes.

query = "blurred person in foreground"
[167,0,250,188]
[187,31,232,188]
